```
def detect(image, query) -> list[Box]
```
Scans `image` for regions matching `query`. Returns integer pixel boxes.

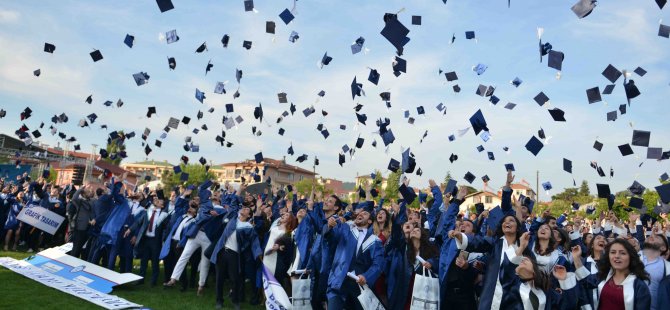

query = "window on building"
[299,175,304,181]
[288,173,294,181]
[234,169,242,179]
[485,196,492,204]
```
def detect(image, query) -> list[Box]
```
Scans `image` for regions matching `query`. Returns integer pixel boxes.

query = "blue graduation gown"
[324,221,384,299]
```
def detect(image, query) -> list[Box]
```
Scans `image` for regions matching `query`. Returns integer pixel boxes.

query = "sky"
[0,0,669,201]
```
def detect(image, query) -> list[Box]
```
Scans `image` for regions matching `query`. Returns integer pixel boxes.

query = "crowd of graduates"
[2,170,670,310]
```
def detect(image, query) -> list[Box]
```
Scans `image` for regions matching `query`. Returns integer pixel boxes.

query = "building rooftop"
[124,160,173,167]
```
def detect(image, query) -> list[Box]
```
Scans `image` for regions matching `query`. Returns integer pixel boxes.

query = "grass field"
[0,250,266,309]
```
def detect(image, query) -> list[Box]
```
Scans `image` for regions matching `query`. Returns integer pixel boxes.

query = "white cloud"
[0,9,20,24]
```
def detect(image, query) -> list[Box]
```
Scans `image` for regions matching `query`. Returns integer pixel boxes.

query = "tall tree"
[385,171,401,201]
[578,180,590,197]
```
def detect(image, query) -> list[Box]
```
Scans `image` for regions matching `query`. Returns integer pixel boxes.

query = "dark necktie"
[529,289,539,310]
[148,210,157,232]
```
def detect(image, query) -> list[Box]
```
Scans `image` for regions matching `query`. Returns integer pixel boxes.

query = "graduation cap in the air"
[387,158,400,173]
[542,182,553,191]
[254,152,264,163]
[618,144,634,156]
[351,77,363,99]
[596,183,611,199]
[90,50,103,62]
[296,154,308,163]
[602,64,622,83]
[124,34,134,48]
[380,13,410,55]
[464,172,476,184]
[279,8,295,24]
[401,148,416,173]
[242,40,252,50]
[547,50,564,71]
[368,69,380,85]
[195,89,206,103]
[320,52,333,68]
[469,109,488,135]
[660,23,670,38]
[586,87,601,104]
[632,130,650,147]
[548,108,566,122]
[624,79,640,104]
[392,57,407,77]
[525,136,544,156]
[44,42,56,53]
[33,69,41,77]
[571,0,596,18]
[534,92,550,106]
[563,158,573,174]
[351,36,365,54]
[133,72,150,86]
[628,181,646,196]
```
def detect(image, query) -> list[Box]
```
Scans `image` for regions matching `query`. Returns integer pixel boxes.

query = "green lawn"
[0,250,266,309]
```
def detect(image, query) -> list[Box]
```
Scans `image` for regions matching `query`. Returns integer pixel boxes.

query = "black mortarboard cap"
[368,69,380,85]
[624,80,640,101]
[469,109,488,135]
[279,9,295,24]
[133,72,150,86]
[464,172,476,184]
[266,21,276,34]
[563,158,572,173]
[392,56,407,76]
[449,153,458,163]
[547,50,564,70]
[632,130,650,147]
[525,136,544,156]
[255,152,263,163]
[242,40,252,50]
[586,87,601,104]
[90,50,103,62]
[412,15,422,25]
[244,0,254,11]
[32,130,41,138]
[296,154,308,163]
[173,165,182,174]
[548,108,566,122]
[445,71,458,81]
[380,16,410,54]
[44,43,55,53]
[339,153,345,166]
[596,183,610,199]
[351,76,363,100]
[618,144,634,156]
[465,31,475,39]
[661,173,669,182]
[534,92,549,106]
[603,84,615,95]
[477,145,484,152]
[487,152,495,160]
[629,181,646,196]
[124,34,134,48]
[629,197,644,209]
[659,24,670,38]
[453,85,461,93]
[602,64,622,83]
[387,158,400,173]
[321,129,330,139]
[355,137,364,148]
[656,183,670,203]
[99,149,109,158]
[634,67,647,77]
[278,92,288,103]
[482,175,490,183]
[156,0,174,12]
[399,184,417,203]
[607,111,617,122]
[505,163,515,172]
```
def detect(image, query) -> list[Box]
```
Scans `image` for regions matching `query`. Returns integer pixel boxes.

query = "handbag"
[357,284,385,310]
[410,267,440,310]
[291,273,311,310]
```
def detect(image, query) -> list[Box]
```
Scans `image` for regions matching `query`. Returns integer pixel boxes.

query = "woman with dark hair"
[510,254,579,309]
[263,211,298,287]
[373,208,392,245]
[530,223,566,274]
[403,226,439,309]
[450,214,531,310]
[574,239,650,310]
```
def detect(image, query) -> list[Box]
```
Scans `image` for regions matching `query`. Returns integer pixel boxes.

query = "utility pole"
[535,170,540,203]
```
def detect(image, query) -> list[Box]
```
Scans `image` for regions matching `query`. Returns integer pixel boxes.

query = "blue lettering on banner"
[25,209,41,220]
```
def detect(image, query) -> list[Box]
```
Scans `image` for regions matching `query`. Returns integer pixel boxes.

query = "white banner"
[262,265,292,310]
[16,206,65,235]
[0,257,142,310]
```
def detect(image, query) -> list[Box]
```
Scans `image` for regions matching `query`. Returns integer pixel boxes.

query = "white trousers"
[171,231,211,287]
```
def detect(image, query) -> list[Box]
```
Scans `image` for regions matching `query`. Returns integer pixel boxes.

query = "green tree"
[551,187,579,201]
[385,171,402,201]
[103,130,126,166]
[578,180,590,196]
[294,178,325,196]
[161,164,214,190]
[444,171,453,187]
